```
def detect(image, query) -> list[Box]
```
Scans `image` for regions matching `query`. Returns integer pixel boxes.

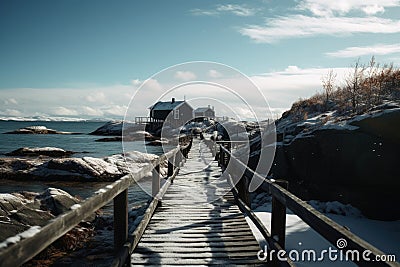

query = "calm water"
[0,121,166,157]
[0,120,167,209]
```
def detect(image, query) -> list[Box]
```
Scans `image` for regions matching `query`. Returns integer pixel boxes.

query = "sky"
[0,0,399,120]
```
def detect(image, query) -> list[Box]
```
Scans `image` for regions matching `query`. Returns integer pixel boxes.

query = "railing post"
[152,165,160,197]
[114,189,128,250]
[219,144,224,168]
[174,151,180,168]
[237,174,250,206]
[226,142,231,166]
[271,180,289,249]
[168,156,174,177]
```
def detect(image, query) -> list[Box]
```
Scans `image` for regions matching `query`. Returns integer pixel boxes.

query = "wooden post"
[114,189,128,250]
[174,152,180,168]
[237,175,250,206]
[167,157,174,177]
[219,145,224,168]
[271,180,289,249]
[152,165,160,197]
[226,142,231,166]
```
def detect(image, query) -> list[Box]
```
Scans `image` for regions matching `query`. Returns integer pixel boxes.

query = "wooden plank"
[135,245,261,253]
[144,227,253,234]
[130,139,262,266]
[137,240,260,248]
[130,257,264,265]
[135,253,257,260]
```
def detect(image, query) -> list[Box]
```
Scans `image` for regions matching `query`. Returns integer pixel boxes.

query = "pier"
[130,138,262,265]
[0,135,397,267]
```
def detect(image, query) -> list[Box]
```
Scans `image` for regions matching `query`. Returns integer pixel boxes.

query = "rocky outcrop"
[0,188,94,259]
[94,131,158,142]
[0,151,160,182]
[89,121,123,136]
[0,188,83,242]
[6,147,75,157]
[265,102,400,220]
[4,126,80,135]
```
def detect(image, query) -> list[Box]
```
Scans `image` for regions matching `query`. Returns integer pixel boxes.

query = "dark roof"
[194,107,214,113]
[150,101,185,111]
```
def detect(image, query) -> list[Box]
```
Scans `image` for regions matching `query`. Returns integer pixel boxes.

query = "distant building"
[149,98,193,128]
[194,105,215,120]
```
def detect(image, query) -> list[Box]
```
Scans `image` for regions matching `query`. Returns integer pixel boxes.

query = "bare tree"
[345,59,364,112]
[322,69,336,107]
[363,56,378,107]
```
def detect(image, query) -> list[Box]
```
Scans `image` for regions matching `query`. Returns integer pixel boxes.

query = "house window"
[174,109,179,119]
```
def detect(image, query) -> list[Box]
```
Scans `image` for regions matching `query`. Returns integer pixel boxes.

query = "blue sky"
[1,0,399,119]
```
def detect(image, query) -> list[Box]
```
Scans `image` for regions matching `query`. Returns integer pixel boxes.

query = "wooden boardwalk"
[131,138,263,266]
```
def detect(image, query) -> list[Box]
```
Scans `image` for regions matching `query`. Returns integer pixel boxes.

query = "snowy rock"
[0,188,81,242]
[4,125,80,135]
[6,147,75,157]
[89,121,123,136]
[308,200,363,217]
[0,151,160,181]
[35,188,80,216]
[0,188,94,252]
[265,104,400,220]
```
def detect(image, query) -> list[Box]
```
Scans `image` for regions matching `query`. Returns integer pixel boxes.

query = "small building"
[149,98,193,128]
[194,105,215,120]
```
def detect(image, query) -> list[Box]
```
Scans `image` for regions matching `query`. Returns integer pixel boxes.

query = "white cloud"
[249,66,351,115]
[326,43,400,57]
[216,4,257,17]
[208,69,223,78]
[1,109,22,116]
[8,98,18,105]
[51,106,79,116]
[190,8,218,16]
[0,83,138,119]
[297,0,400,16]
[174,71,197,81]
[83,106,104,116]
[131,79,142,86]
[85,92,107,103]
[191,4,256,17]
[104,105,127,116]
[362,5,385,15]
[239,15,400,43]
[144,78,163,91]
[0,66,357,120]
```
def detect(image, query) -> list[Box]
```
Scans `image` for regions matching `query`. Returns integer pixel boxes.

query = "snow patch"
[70,204,82,210]
[19,226,41,239]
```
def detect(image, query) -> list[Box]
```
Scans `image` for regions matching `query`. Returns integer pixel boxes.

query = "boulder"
[0,188,93,251]
[89,121,123,136]
[0,152,160,182]
[6,147,75,157]
[265,106,400,220]
[0,189,77,240]
[36,188,80,216]
[4,126,80,135]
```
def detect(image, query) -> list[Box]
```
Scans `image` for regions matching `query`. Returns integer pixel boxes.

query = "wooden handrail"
[218,143,398,267]
[0,138,192,267]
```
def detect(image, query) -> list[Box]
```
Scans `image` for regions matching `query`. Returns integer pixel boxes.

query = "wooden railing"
[212,140,397,267]
[0,136,192,267]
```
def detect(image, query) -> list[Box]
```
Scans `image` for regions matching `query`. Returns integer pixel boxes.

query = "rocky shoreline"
[0,148,162,182]
[250,101,400,220]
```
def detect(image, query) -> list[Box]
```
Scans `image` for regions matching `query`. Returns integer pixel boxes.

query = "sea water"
[0,120,165,157]
[0,120,166,209]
